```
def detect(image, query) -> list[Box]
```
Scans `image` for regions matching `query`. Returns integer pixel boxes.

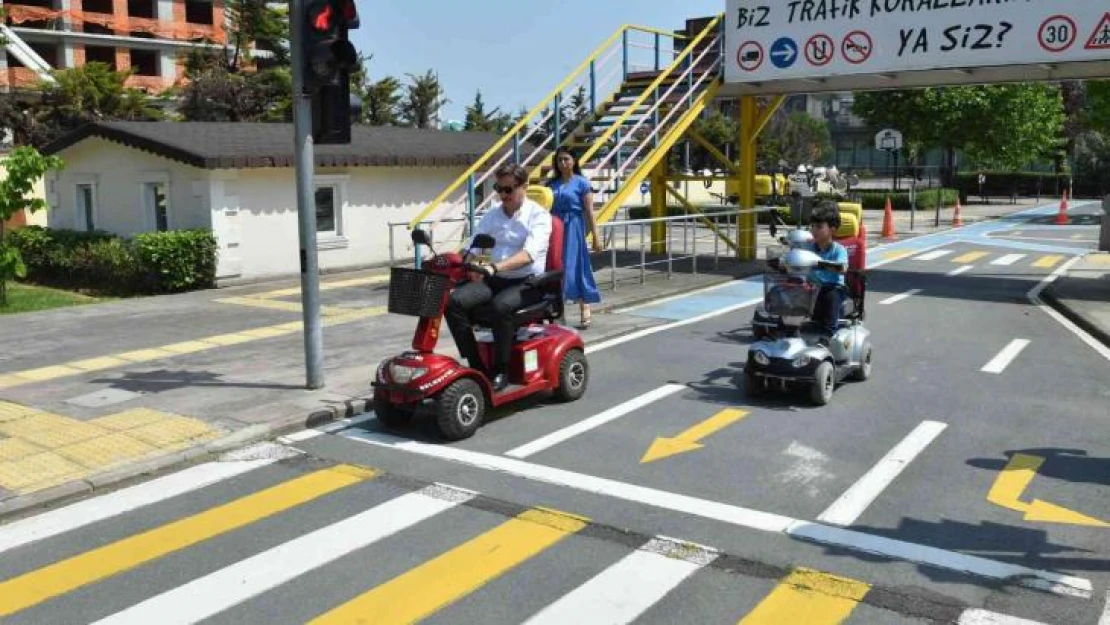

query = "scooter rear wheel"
[434,377,485,440]
[554,348,588,402]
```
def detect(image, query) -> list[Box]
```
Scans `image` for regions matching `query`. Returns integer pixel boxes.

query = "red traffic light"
[311,3,334,30]
[338,0,359,28]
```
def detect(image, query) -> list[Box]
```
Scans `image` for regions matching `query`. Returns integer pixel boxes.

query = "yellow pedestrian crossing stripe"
[0,464,377,618]
[0,459,1039,625]
[739,568,871,624]
[1032,255,1064,268]
[892,249,1076,269]
[309,508,588,624]
[952,251,989,263]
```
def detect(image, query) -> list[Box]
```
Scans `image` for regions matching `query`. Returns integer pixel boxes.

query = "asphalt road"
[0,202,1106,624]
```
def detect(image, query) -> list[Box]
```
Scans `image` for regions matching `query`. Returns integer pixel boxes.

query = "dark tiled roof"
[42,122,545,170]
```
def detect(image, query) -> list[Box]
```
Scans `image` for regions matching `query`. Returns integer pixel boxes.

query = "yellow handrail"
[407,22,696,229]
[627,24,689,40]
[578,14,723,167]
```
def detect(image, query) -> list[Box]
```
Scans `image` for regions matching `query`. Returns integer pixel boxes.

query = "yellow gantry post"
[737,97,758,260]
[735,94,785,261]
[649,158,669,255]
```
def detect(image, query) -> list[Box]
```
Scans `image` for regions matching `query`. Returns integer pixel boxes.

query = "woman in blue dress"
[547,146,602,328]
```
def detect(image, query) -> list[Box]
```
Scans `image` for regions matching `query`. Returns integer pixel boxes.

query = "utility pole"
[289,0,324,389]
[288,0,359,389]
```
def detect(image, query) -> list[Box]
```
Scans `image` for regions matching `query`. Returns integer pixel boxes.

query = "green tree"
[761,111,833,167]
[464,90,501,132]
[400,70,448,129]
[962,84,1066,171]
[0,146,64,306]
[223,0,289,70]
[1082,79,1110,131]
[851,85,1064,181]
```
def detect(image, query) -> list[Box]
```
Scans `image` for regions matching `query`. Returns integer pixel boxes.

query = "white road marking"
[90,484,474,625]
[277,412,378,443]
[958,608,1048,624]
[339,429,1092,599]
[777,442,833,498]
[879,289,922,305]
[991,253,1025,266]
[947,265,975,276]
[505,384,686,458]
[915,249,953,261]
[981,339,1031,374]
[0,454,278,555]
[1100,587,1110,625]
[1027,255,1110,363]
[521,537,714,624]
[817,421,948,526]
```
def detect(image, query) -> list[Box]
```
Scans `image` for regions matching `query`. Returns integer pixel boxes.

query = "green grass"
[0,282,106,315]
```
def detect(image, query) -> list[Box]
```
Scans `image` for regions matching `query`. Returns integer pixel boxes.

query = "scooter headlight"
[388,363,428,384]
[753,351,770,366]
[792,355,812,368]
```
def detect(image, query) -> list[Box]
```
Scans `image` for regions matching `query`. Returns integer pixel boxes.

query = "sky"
[351,0,725,123]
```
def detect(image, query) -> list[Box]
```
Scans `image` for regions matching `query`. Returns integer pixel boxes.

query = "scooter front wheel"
[373,396,413,429]
[434,377,485,440]
[810,361,834,406]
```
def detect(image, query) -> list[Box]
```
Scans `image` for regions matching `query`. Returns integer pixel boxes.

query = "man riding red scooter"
[372,164,589,440]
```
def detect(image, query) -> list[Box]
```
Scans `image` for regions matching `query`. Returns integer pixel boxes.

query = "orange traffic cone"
[881,196,896,240]
[1055,189,1069,225]
[953,197,963,226]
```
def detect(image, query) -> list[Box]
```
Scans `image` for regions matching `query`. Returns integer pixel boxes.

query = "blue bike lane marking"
[623,201,1095,322]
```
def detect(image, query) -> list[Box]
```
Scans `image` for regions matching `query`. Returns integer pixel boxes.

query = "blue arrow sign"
[770,37,797,69]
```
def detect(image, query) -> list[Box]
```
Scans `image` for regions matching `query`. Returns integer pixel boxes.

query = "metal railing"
[388,205,773,286]
[406,22,695,234]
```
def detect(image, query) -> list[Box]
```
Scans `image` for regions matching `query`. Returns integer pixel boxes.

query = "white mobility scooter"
[743,224,872,406]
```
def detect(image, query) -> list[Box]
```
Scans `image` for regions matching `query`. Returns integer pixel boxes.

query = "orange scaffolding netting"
[3,4,224,42]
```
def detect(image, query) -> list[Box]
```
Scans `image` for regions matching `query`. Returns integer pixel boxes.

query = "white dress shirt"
[468,198,552,279]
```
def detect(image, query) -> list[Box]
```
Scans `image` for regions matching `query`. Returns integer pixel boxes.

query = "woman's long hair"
[550,146,583,178]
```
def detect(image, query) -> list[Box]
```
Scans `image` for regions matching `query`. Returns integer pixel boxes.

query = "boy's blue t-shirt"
[806,240,847,286]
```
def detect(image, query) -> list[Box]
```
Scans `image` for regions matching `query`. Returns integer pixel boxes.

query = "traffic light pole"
[290,0,325,389]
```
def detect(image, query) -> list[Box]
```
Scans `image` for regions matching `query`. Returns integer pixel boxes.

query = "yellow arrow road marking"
[987,453,1109,528]
[640,408,749,463]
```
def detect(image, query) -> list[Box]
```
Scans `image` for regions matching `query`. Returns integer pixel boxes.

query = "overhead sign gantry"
[722,1,1110,95]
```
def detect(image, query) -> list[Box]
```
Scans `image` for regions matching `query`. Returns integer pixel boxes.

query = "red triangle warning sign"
[1085,12,1110,49]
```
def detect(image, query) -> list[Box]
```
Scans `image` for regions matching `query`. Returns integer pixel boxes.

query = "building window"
[76,183,96,232]
[315,185,337,234]
[313,175,348,248]
[145,181,169,231]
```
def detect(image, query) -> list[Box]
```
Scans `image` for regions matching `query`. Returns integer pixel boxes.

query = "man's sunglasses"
[494,184,521,194]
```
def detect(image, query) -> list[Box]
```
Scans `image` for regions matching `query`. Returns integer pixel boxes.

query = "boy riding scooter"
[801,202,849,345]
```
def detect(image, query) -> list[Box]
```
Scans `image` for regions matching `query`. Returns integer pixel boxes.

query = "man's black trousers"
[445,276,543,375]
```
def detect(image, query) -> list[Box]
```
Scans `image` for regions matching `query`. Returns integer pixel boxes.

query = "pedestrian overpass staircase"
[408,15,729,246]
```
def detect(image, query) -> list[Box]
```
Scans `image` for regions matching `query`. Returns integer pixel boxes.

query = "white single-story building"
[40,121,542,282]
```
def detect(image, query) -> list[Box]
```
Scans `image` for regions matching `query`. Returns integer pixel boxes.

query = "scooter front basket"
[388,267,451,317]
[762,273,819,318]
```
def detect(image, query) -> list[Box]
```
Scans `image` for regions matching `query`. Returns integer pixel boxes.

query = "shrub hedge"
[6,226,218,295]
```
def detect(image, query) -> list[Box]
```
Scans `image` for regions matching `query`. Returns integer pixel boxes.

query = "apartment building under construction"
[1,0,229,92]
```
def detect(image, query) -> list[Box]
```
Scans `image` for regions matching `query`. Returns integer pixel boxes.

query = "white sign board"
[724,1,1110,94]
[875,129,902,151]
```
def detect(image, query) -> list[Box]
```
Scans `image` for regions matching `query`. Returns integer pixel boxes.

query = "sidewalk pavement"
[0,199,1067,519]
[1042,251,1110,348]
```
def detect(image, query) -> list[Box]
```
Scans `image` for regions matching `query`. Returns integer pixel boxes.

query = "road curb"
[1040,284,1110,350]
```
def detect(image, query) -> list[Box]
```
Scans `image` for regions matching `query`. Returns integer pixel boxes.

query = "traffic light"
[303,0,358,91]
[302,0,359,143]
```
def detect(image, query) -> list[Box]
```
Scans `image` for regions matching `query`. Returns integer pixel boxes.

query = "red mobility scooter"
[371,214,588,440]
